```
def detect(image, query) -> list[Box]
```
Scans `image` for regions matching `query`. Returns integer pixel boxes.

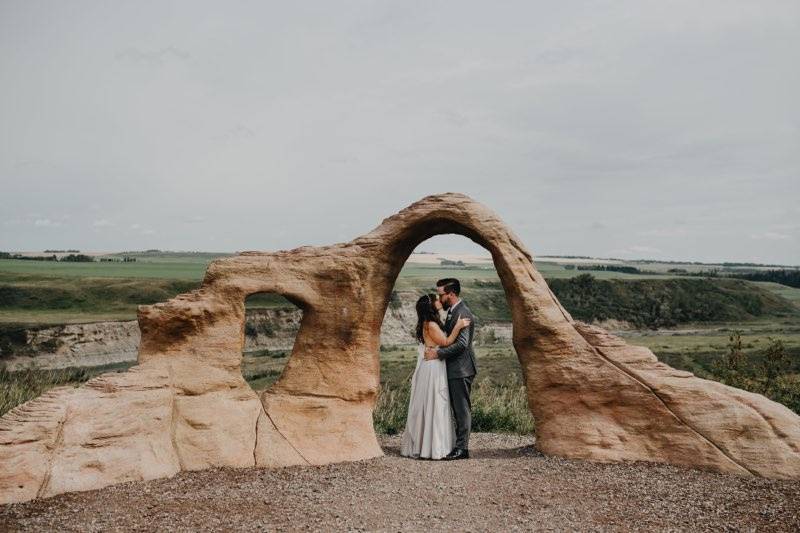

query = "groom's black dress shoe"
[444,448,469,460]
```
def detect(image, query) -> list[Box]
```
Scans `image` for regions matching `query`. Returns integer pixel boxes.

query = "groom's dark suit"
[436,300,477,451]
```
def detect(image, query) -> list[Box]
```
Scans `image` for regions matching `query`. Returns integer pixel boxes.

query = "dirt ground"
[2,434,799,532]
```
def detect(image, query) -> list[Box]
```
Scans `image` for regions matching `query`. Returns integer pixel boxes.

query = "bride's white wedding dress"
[400,343,455,459]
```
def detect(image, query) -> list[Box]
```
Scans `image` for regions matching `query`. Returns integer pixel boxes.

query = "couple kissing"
[400,278,477,461]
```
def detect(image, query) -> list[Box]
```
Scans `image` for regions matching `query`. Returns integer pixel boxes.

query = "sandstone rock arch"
[1,193,799,504]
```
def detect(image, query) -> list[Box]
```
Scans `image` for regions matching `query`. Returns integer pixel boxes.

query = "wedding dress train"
[400,343,455,459]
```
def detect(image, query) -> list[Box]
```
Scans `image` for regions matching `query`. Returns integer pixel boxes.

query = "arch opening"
[374,233,535,441]
[240,292,301,394]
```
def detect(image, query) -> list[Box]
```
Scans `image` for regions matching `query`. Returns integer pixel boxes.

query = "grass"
[753,281,800,307]
[0,272,199,327]
[372,374,534,436]
[0,258,213,279]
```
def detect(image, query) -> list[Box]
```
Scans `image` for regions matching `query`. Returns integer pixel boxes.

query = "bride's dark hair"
[415,294,442,343]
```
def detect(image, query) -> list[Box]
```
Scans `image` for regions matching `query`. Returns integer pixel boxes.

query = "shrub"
[389,290,403,310]
[710,335,800,414]
[60,254,94,262]
[258,322,275,337]
[478,328,498,345]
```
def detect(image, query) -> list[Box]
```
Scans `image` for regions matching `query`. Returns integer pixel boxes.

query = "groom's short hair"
[436,278,460,295]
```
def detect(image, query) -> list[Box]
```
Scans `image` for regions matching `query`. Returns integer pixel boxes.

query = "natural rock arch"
[1,193,799,504]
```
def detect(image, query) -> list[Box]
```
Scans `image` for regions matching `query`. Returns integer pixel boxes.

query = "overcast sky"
[1,1,798,264]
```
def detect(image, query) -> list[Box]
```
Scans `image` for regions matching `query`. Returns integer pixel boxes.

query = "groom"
[424,278,477,460]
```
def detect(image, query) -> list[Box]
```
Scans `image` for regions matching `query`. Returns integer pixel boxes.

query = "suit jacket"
[436,300,477,379]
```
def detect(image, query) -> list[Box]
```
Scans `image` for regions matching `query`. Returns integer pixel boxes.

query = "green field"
[1,253,798,327]
[0,254,737,285]
[0,257,214,280]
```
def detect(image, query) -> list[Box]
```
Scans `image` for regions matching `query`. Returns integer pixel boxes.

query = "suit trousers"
[447,375,474,450]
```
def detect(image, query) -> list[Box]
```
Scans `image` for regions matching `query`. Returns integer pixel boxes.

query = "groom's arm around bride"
[425,279,477,379]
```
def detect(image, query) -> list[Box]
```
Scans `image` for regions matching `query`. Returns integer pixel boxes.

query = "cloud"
[114,46,190,67]
[34,218,61,228]
[749,232,792,241]
[218,125,256,142]
[638,228,689,238]
[437,109,470,128]
[92,219,114,228]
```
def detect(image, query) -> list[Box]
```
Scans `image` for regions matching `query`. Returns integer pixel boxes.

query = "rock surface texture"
[2,193,799,504]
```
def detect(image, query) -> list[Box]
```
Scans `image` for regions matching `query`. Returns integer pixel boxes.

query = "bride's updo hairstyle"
[415,294,443,343]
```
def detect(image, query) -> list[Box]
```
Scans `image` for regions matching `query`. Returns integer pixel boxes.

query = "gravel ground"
[2,433,799,532]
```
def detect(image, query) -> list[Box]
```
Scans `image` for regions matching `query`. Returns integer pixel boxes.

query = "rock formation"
[2,193,799,504]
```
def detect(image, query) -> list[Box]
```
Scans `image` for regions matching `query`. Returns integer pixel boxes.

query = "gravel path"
[2,434,799,532]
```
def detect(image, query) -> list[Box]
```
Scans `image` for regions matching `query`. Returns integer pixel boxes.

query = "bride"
[400,294,471,460]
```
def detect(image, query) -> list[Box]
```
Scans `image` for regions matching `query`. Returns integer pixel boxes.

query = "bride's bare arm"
[424,319,471,347]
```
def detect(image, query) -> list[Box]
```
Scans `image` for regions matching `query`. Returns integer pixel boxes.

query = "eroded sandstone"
[2,193,799,504]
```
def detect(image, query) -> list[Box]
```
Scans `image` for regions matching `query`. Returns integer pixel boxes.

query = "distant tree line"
[724,269,800,289]
[0,253,58,261]
[575,264,650,275]
[43,249,80,253]
[568,262,800,289]
[666,268,800,289]
[0,252,95,263]
[0,252,141,263]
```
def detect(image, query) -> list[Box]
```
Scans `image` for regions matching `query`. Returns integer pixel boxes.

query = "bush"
[478,327,498,345]
[258,322,275,337]
[60,254,94,262]
[389,290,403,310]
[709,335,800,414]
[243,321,275,338]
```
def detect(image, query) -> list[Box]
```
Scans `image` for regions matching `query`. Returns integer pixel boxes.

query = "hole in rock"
[241,292,301,394]
[376,235,534,442]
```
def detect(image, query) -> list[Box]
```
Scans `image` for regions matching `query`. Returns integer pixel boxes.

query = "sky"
[1,1,798,265]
